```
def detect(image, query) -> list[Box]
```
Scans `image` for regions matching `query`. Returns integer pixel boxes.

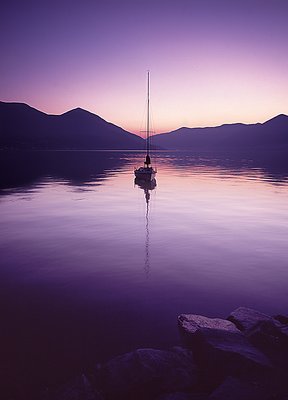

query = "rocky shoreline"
[43,307,288,400]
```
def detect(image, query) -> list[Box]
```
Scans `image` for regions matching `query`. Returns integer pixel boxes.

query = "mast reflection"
[134,177,157,277]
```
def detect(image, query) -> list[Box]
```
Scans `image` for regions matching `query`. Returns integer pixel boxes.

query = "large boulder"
[227,307,279,332]
[194,327,271,374]
[178,314,239,336]
[178,313,271,386]
[228,307,288,368]
[98,347,198,400]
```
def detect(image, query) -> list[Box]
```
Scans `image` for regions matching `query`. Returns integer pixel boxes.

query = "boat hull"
[134,168,156,181]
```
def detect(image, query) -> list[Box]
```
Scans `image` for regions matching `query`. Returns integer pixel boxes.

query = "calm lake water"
[1,150,288,398]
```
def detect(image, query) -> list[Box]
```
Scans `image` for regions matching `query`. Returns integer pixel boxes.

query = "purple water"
[1,150,288,398]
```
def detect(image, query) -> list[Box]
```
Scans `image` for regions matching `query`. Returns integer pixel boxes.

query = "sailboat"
[134,71,157,181]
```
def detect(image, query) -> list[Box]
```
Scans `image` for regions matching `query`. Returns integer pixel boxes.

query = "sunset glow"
[1,0,287,134]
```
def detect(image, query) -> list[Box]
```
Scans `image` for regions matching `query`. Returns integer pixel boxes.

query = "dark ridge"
[1,101,287,151]
[152,114,288,151]
[0,101,145,150]
[263,113,288,125]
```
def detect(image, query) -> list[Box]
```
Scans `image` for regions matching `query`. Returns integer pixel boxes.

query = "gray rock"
[227,307,279,332]
[228,308,288,368]
[178,313,272,385]
[178,314,239,335]
[194,327,271,374]
[99,347,198,400]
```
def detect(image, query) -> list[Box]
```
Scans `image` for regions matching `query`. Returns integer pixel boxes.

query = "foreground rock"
[178,309,288,399]
[227,307,276,332]
[178,313,271,383]
[178,314,239,335]
[228,307,288,368]
[98,347,198,400]
[43,307,288,400]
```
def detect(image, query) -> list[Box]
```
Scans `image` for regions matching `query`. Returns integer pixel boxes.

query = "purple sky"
[1,0,288,134]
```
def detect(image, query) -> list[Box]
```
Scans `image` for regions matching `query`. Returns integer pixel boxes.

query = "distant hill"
[1,101,288,152]
[0,101,145,150]
[152,114,288,152]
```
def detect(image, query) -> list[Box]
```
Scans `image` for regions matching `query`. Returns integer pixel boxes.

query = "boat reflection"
[134,177,157,277]
[134,177,157,203]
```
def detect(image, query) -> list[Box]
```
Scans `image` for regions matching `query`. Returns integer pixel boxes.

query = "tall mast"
[147,70,150,156]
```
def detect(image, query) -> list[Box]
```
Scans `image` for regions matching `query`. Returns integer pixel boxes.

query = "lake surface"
[1,150,288,398]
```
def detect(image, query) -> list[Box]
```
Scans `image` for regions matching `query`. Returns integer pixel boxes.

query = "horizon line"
[1,99,287,137]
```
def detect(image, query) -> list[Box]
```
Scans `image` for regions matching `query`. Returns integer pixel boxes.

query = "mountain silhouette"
[152,114,288,151]
[1,101,288,151]
[0,101,145,150]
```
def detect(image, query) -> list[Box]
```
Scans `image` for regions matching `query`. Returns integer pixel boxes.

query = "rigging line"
[149,115,157,170]
[139,96,147,139]
[147,70,150,155]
